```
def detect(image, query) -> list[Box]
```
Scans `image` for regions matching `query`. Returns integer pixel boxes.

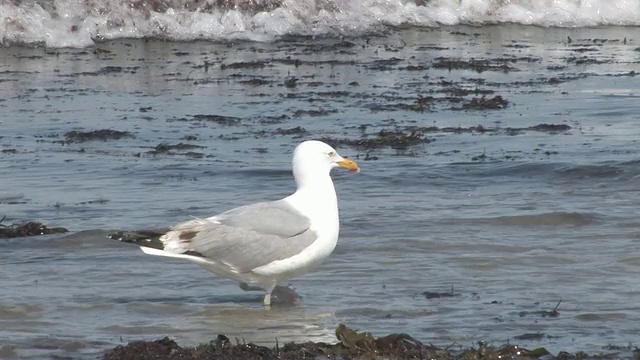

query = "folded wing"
[159,200,317,273]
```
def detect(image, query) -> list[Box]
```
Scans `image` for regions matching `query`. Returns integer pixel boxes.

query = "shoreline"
[102,323,637,360]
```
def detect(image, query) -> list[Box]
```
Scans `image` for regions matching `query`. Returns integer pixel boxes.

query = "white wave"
[1,0,639,48]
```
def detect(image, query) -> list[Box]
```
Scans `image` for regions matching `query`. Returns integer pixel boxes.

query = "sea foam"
[1,0,639,48]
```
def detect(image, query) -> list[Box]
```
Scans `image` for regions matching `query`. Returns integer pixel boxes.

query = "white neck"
[285,172,339,233]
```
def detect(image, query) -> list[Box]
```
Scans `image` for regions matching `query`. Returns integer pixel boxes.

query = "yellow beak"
[337,158,360,173]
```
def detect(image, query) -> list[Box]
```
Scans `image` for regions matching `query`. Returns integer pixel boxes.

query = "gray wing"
[208,200,311,238]
[160,201,317,273]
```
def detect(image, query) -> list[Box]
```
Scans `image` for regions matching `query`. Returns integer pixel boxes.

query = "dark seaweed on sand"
[64,129,134,143]
[102,323,620,360]
[462,95,509,110]
[321,129,433,150]
[0,217,68,238]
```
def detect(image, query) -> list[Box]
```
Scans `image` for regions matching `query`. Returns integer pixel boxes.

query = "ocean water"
[2,1,640,359]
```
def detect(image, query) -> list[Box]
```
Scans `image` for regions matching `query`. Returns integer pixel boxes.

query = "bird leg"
[239,282,264,292]
[263,283,277,308]
[238,282,277,307]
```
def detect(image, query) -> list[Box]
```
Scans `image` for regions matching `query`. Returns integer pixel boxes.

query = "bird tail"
[109,228,208,262]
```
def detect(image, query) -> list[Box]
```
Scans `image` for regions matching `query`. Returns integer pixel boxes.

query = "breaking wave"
[2,0,640,48]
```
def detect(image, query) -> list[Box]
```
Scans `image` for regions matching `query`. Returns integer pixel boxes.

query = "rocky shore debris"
[423,285,460,299]
[321,129,432,150]
[318,122,570,153]
[190,114,241,125]
[462,95,509,110]
[148,142,206,157]
[519,300,562,318]
[432,57,516,73]
[64,129,134,143]
[0,217,68,238]
[102,323,618,360]
[220,60,268,70]
[529,124,571,132]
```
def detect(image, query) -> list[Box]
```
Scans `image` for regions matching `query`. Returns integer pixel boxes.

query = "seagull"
[110,140,360,307]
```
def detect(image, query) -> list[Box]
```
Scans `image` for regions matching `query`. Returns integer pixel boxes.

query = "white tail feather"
[139,246,206,263]
[140,246,173,257]
[140,246,191,261]
[138,245,238,280]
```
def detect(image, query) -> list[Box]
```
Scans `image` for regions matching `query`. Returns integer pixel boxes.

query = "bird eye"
[328,151,335,157]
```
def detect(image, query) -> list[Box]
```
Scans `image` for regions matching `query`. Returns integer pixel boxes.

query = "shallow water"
[2,24,640,359]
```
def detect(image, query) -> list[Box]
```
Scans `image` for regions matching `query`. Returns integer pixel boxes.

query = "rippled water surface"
[2,25,640,359]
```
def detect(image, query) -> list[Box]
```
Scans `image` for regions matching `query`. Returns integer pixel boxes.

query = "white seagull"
[110,140,360,306]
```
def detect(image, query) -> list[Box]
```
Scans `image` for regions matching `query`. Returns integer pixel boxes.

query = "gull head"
[292,140,360,184]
